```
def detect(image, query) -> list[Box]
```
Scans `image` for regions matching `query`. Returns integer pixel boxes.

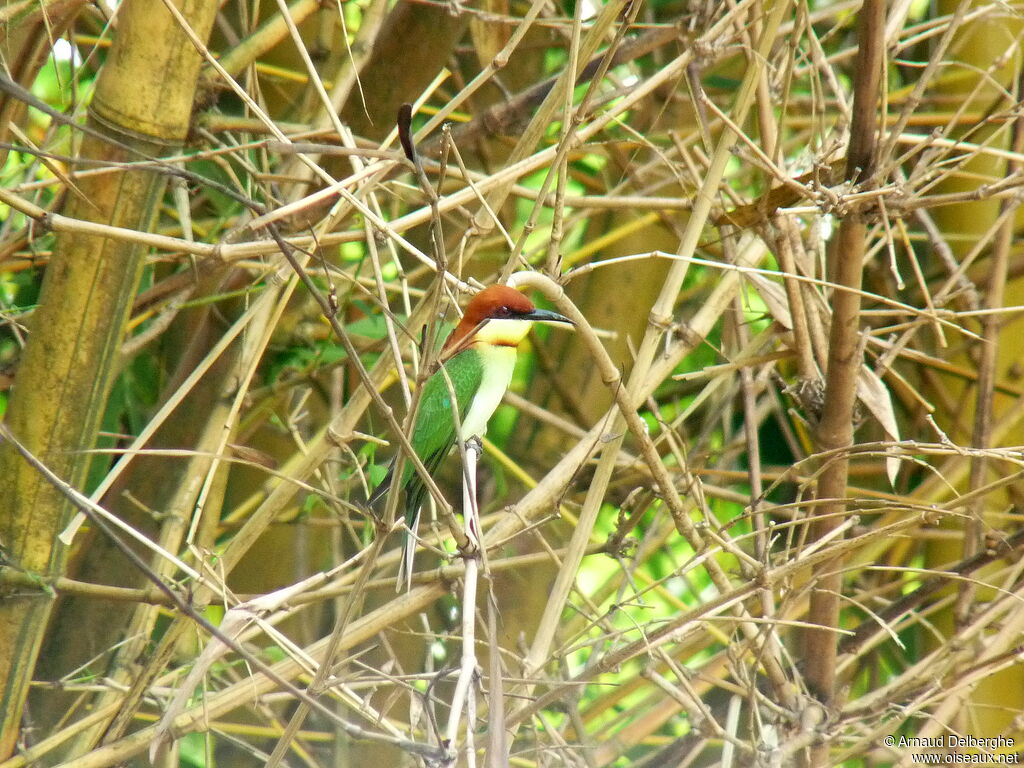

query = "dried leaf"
[857,366,901,488]
[469,0,510,71]
[746,273,793,329]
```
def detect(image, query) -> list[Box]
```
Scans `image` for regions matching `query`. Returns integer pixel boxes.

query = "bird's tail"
[395,513,419,592]
[370,459,420,591]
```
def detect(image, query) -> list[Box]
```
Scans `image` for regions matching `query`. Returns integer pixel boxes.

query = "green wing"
[401,348,484,519]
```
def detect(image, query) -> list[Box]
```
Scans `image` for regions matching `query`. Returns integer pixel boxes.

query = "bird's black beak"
[522,308,575,327]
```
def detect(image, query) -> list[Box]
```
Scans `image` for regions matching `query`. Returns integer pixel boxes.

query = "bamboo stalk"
[0,0,221,754]
[802,1,886,764]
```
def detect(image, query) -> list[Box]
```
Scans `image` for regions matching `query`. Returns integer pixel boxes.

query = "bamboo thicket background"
[2,0,1024,765]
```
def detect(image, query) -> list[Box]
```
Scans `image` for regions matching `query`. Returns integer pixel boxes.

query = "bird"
[369,284,574,590]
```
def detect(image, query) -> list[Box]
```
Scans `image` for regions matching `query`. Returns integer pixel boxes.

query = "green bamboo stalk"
[0,0,218,755]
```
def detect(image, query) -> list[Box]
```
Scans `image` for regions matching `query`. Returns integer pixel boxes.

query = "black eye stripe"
[487,305,523,320]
